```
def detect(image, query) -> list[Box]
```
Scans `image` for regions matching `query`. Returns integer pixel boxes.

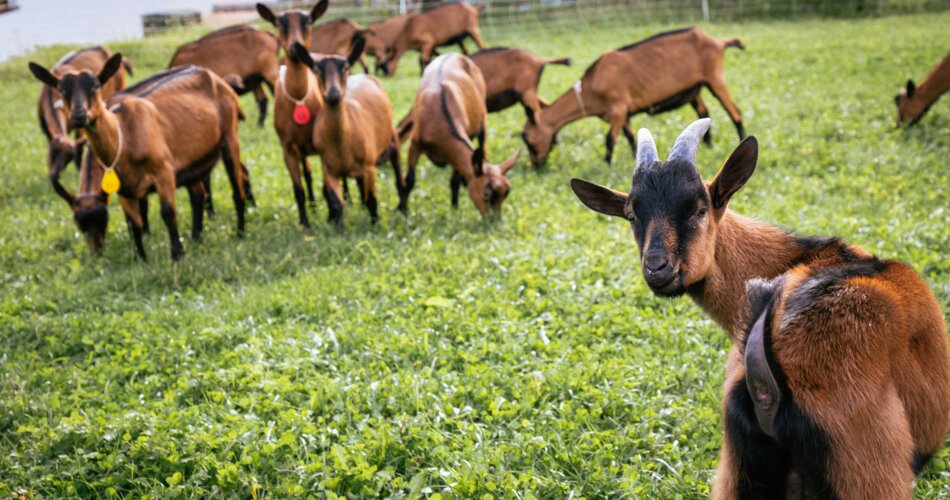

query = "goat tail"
[396,112,414,143]
[543,57,572,67]
[237,106,246,122]
[724,38,746,51]
[122,57,135,76]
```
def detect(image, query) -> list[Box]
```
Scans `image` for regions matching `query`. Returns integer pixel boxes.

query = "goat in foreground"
[470,47,571,124]
[28,57,249,261]
[378,3,485,76]
[523,27,745,166]
[895,52,949,126]
[719,255,946,498]
[35,46,131,202]
[257,0,329,228]
[570,118,950,489]
[290,39,402,228]
[401,53,519,216]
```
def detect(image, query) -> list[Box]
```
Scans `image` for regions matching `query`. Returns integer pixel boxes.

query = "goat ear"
[98,53,123,85]
[570,178,627,218]
[906,79,916,98]
[289,43,313,67]
[499,150,520,175]
[29,62,60,88]
[310,0,329,23]
[348,36,366,67]
[709,136,757,211]
[524,106,536,125]
[256,3,277,25]
[472,147,485,177]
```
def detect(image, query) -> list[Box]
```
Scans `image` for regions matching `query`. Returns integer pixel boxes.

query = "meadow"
[0,11,948,498]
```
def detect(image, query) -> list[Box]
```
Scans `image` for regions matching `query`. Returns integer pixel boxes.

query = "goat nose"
[326,90,341,105]
[644,252,669,274]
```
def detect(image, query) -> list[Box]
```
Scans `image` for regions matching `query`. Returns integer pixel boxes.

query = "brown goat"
[378,3,486,76]
[470,47,571,123]
[28,57,249,261]
[895,52,950,126]
[364,14,412,75]
[169,24,279,126]
[290,40,402,228]
[522,27,745,166]
[717,255,946,498]
[570,118,950,485]
[311,19,370,73]
[401,53,519,216]
[35,46,131,202]
[257,0,329,228]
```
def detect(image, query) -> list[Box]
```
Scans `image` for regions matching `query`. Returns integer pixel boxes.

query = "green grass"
[1,12,949,498]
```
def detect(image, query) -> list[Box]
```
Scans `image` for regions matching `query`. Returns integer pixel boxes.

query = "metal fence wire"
[247,0,950,30]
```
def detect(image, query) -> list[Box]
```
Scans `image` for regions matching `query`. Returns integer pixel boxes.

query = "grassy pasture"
[0,12,948,498]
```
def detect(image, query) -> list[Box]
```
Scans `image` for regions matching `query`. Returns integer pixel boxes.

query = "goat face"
[468,149,519,216]
[73,195,109,253]
[571,119,758,297]
[29,54,124,131]
[521,121,554,167]
[894,79,925,127]
[48,136,83,180]
[257,1,328,63]
[294,37,365,108]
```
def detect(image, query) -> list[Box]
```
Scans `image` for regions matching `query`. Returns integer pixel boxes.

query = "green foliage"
[1,13,949,498]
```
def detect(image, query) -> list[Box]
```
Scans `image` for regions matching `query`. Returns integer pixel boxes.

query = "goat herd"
[25,0,950,497]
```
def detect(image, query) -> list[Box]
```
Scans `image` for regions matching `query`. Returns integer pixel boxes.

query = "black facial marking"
[628,158,707,254]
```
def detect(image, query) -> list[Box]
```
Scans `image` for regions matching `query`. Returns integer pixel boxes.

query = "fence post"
[399,0,407,15]
[702,0,710,21]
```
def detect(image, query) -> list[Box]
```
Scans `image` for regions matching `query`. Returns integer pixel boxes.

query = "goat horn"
[668,118,712,163]
[635,128,659,172]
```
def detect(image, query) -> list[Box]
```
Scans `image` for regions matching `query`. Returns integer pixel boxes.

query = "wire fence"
[257,0,950,30]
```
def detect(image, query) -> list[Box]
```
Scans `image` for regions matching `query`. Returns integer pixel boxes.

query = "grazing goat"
[311,19,370,73]
[28,57,249,261]
[717,256,946,499]
[35,46,131,202]
[570,118,950,484]
[470,47,571,123]
[169,24,279,126]
[289,40,402,228]
[895,52,950,126]
[256,0,329,228]
[401,53,519,216]
[364,14,412,75]
[378,3,486,76]
[522,27,745,166]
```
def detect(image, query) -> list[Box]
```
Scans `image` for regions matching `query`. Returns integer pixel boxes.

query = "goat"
[169,24,279,126]
[470,47,571,124]
[35,46,131,203]
[522,27,745,166]
[289,40,402,228]
[401,53,519,216]
[311,19,370,73]
[378,3,486,77]
[256,0,329,228]
[28,57,249,261]
[895,52,949,126]
[364,14,412,75]
[570,118,950,482]
[716,255,947,499]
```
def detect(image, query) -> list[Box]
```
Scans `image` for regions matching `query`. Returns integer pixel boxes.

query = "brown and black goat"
[256,0,329,228]
[290,39,402,228]
[364,14,412,75]
[570,118,950,484]
[401,53,519,216]
[716,255,947,499]
[35,46,132,202]
[169,24,279,126]
[28,57,249,261]
[311,19,370,73]
[522,27,745,166]
[895,52,949,126]
[470,47,570,123]
[378,2,485,76]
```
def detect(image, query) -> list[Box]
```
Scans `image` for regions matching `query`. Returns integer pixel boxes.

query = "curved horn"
[635,128,659,171]
[668,118,712,163]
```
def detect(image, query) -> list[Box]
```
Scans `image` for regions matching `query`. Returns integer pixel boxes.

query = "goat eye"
[626,212,638,224]
[695,206,708,218]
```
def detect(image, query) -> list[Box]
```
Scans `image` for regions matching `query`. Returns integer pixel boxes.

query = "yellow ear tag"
[102,169,120,195]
